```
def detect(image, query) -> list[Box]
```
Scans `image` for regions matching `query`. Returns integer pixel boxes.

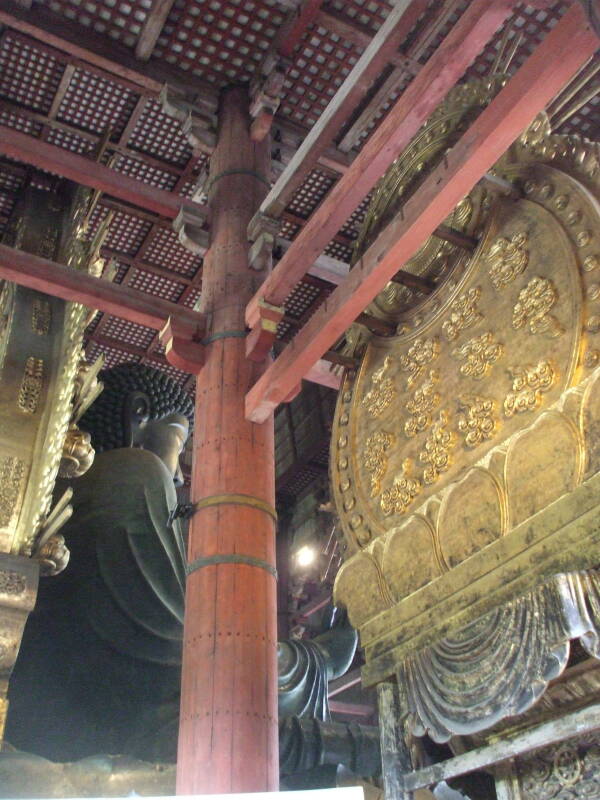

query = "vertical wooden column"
[377,681,414,800]
[176,86,278,794]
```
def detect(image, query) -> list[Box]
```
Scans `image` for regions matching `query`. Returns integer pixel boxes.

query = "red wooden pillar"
[176,87,278,794]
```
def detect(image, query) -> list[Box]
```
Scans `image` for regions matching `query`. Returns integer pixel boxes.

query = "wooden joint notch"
[390,270,435,294]
[480,171,522,201]
[433,224,478,252]
[355,312,396,336]
[248,212,279,273]
[245,298,285,363]
[159,316,205,374]
[160,84,217,152]
[173,205,210,256]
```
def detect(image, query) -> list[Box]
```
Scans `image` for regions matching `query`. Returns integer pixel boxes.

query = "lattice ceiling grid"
[0,0,596,411]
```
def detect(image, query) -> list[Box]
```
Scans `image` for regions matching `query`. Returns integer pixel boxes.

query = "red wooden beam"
[249,0,432,222]
[328,700,374,718]
[245,2,599,423]
[0,126,205,221]
[328,667,362,699]
[0,243,204,336]
[246,0,515,328]
[279,0,325,59]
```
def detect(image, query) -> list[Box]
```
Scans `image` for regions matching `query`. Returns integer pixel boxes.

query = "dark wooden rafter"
[245,1,599,423]
[0,0,218,100]
[0,1,352,174]
[249,0,326,140]
[246,0,516,329]
[0,97,184,178]
[135,0,177,62]
[316,8,421,74]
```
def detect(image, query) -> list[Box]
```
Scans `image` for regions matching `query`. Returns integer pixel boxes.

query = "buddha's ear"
[122,390,151,447]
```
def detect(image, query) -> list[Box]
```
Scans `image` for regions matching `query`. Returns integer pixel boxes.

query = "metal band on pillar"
[201,329,247,346]
[191,492,278,522]
[205,168,271,197]
[187,553,278,579]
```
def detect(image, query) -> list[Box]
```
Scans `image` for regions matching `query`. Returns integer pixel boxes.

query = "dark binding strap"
[189,493,277,522]
[187,553,277,579]
[206,168,271,196]
[201,329,247,346]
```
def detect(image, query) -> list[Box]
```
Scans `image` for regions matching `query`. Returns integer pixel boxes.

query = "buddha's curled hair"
[80,363,194,453]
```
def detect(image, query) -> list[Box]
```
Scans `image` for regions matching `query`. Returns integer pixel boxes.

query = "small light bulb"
[296,545,316,568]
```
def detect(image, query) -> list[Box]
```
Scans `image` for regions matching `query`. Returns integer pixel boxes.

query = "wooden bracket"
[245,298,285,363]
[173,205,210,256]
[248,212,279,273]
[160,317,205,374]
[249,54,290,142]
[160,84,217,153]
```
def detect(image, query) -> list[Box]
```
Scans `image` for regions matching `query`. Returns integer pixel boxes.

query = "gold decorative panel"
[0,186,100,555]
[333,192,585,555]
[331,118,600,700]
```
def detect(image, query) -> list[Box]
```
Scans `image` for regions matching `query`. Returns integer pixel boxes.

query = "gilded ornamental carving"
[419,411,455,485]
[363,430,395,497]
[451,331,503,380]
[362,356,396,418]
[504,361,555,417]
[512,276,564,338]
[457,394,497,448]
[404,370,440,438]
[380,460,421,517]
[399,337,439,388]
[441,287,483,341]
[486,231,529,290]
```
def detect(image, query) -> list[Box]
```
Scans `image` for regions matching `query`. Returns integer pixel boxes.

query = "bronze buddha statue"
[6,364,378,780]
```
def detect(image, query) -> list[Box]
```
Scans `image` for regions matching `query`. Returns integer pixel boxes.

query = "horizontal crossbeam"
[0,126,204,221]
[0,243,205,336]
[245,2,599,422]
[403,702,600,791]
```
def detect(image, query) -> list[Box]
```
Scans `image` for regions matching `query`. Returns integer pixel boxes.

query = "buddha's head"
[79,363,194,486]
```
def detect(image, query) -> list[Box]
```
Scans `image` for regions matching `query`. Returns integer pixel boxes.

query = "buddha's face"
[126,392,190,486]
[135,413,189,487]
